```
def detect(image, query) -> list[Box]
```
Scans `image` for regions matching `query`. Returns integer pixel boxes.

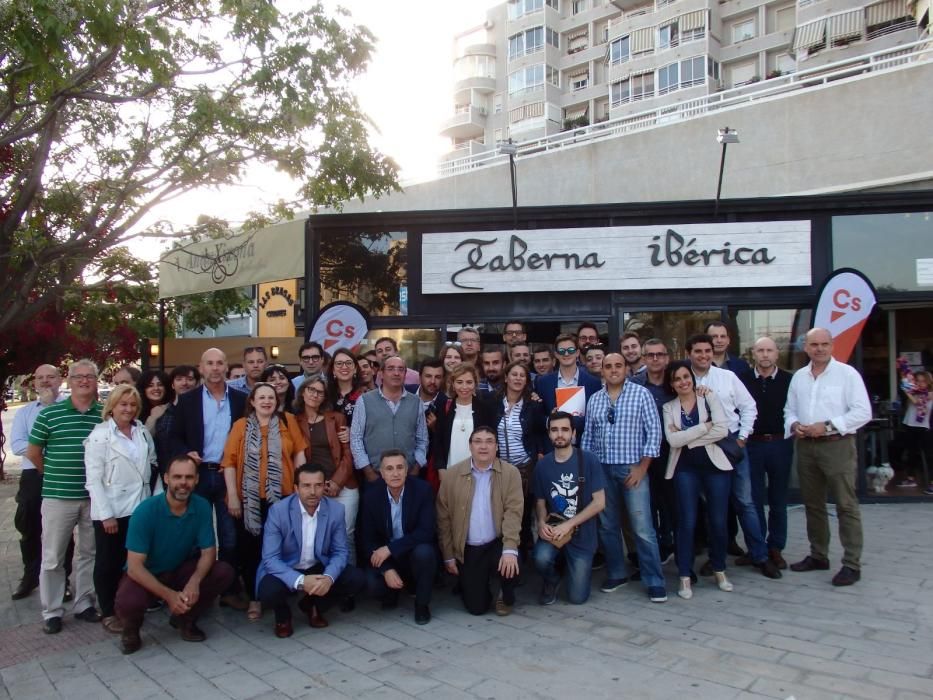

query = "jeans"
[533,541,594,604]
[597,463,664,589]
[674,467,732,577]
[747,438,794,552]
[730,446,768,562]
[195,467,236,567]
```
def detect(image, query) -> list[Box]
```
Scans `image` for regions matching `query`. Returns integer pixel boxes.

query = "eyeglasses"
[384,366,406,373]
[607,406,616,425]
[304,387,326,397]
[301,355,322,362]
[555,347,577,356]
[503,329,524,337]
[332,360,354,368]
[69,374,97,382]
[644,352,669,359]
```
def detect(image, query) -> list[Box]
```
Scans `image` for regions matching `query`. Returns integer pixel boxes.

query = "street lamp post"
[499,139,518,230]
[714,126,739,218]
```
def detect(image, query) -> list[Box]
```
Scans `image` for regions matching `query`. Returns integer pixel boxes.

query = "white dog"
[865,464,894,494]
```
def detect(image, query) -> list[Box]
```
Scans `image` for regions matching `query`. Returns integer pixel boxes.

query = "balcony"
[440,105,488,139]
[610,0,645,10]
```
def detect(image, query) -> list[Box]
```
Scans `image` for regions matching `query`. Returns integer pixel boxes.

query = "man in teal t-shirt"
[115,455,234,654]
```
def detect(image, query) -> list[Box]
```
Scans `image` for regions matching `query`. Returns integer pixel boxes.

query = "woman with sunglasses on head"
[295,376,358,562]
[440,344,465,374]
[222,382,307,621]
[136,369,174,435]
[662,360,733,601]
[326,348,362,434]
[494,361,545,558]
[433,363,496,480]
[260,364,295,414]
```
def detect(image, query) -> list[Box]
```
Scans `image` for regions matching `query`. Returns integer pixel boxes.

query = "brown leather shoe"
[274,620,294,638]
[831,566,861,587]
[790,555,830,572]
[726,540,746,557]
[768,549,788,570]
[308,606,328,629]
[169,615,207,642]
[101,615,124,633]
[120,627,141,655]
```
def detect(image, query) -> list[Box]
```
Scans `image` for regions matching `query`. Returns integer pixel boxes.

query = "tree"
[0,0,399,361]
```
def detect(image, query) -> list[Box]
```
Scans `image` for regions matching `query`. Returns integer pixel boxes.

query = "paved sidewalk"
[1,476,932,699]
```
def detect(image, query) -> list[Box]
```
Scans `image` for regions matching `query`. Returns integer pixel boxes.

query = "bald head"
[200,347,228,387]
[804,327,833,368]
[34,364,61,402]
[752,336,779,373]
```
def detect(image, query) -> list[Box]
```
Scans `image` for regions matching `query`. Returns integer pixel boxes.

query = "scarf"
[242,414,283,536]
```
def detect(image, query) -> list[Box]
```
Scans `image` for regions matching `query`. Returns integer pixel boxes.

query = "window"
[681,55,705,87]
[494,93,503,113]
[573,0,586,14]
[610,35,630,64]
[631,72,654,101]
[708,57,720,81]
[547,27,560,48]
[732,309,811,371]
[320,232,408,317]
[659,22,679,50]
[610,79,630,106]
[732,18,756,43]
[728,59,757,87]
[508,0,544,20]
[658,62,679,95]
[509,26,545,59]
[866,0,914,39]
[572,73,589,90]
[681,26,705,43]
[547,0,558,8]
[547,64,560,86]
[494,128,504,143]
[509,64,545,95]
[774,52,795,74]
[774,6,795,33]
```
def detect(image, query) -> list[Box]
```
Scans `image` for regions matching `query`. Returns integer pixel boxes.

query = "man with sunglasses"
[535,334,602,449]
[291,342,325,390]
[582,353,667,603]
[228,346,267,395]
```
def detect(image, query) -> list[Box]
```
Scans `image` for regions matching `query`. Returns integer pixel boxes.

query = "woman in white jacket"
[85,384,157,633]
[662,360,734,601]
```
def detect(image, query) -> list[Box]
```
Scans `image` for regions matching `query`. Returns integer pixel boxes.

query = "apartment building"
[441,0,924,158]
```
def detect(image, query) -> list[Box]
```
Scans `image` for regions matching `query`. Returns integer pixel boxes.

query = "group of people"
[10,319,872,655]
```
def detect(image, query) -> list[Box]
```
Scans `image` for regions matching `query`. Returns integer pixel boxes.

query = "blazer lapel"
[314,498,328,561]
[289,495,303,561]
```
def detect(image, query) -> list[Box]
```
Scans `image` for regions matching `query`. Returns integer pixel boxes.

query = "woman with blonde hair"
[433,363,496,478]
[223,382,307,620]
[85,384,158,633]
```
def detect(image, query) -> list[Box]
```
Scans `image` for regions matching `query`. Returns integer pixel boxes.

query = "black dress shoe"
[11,579,38,600]
[756,559,782,579]
[339,596,356,613]
[75,606,102,622]
[381,591,399,610]
[63,584,73,602]
[790,555,830,572]
[414,604,431,625]
[43,616,63,634]
[121,628,141,654]
[274,620,294,638]
[169,616,206,642]
[831,566,861,587]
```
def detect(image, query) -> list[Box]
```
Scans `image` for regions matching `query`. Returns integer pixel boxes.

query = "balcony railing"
[438,39,931,178]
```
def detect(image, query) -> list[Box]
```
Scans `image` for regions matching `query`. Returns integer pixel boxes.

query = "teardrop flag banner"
[308,302,370,354]
[812,268,877,363]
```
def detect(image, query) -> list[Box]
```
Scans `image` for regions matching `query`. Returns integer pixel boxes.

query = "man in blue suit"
[257,464,364,638]
[535,334,603,450]
[360,449,437,625]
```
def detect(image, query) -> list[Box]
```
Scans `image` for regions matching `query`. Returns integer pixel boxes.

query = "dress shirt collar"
[755,366,779,379]
[387,486,405,504]
[470,458,496,474]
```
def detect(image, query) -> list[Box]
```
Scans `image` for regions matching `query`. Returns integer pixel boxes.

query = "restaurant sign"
[422,221,811,294]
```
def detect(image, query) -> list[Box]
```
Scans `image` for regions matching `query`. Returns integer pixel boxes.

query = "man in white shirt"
[784,328,871,586]
[688,334,781,579]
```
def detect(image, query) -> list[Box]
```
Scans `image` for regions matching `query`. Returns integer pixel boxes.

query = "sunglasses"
[608,406,616,425]
[443,341,462,348]
[244,346,266,354]
[555,347,577,356]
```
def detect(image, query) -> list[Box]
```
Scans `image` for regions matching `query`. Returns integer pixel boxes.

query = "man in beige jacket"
[437,426,524,616]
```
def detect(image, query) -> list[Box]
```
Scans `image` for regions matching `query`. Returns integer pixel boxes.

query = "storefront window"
[319,231,408,316]
[359,328,442,369]
[832,212,933,293]
[732,308,811,370]
[622,310,721,359]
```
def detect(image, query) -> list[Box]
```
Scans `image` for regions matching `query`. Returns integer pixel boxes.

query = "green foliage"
[0,0,400,364]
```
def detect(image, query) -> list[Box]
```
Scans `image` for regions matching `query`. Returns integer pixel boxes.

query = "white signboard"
[422,221,811,294]
[916,258,933,286]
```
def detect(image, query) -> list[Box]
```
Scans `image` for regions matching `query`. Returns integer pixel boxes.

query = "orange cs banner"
[812,269,877,363]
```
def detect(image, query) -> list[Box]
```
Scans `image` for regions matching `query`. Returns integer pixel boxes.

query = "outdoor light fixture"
[149,342,160,358]
[714,127,739,216]
[270,345,280,359]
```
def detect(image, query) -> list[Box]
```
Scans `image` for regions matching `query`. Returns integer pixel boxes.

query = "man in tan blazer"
[437,426,524,616]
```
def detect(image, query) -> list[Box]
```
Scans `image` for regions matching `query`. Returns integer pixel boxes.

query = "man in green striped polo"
[27,359,104,634]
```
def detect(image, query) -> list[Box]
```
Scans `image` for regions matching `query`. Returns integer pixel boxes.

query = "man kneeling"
[256,463,364,638]
[361,450,437,625]
[116,455,235,654]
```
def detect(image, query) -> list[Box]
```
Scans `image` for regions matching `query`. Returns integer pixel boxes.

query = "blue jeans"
[533,540,594,604]
[597,463,664,589]
[730,445,768,562]
[747,438,794,552]
[674,466,732,576]
[195,467,236,566]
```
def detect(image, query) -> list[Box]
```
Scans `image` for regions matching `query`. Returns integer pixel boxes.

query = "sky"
[142,0,499,253]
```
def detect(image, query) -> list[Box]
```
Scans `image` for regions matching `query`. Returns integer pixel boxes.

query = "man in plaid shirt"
[583,353,667,603]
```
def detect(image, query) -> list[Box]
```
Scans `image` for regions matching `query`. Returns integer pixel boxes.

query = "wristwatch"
[824,421,834,434]
[295,574,305,591]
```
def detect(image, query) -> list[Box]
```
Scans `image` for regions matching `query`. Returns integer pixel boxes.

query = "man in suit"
[256,463,364,638]
[361,449,437,625]
[536,334,602,448]
[168,348,247,607]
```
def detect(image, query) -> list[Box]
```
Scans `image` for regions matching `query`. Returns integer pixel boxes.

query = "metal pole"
[509,152,518,230]
[714,142,728,218]
[157,298,165,373]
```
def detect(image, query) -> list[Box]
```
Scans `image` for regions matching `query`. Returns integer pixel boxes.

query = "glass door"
[620,308,723,360]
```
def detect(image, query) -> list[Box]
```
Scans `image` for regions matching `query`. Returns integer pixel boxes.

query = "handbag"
[545,449,585,549]
[704,399,744,466]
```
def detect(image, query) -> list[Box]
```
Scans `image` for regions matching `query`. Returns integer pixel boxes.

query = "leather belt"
[800,434,845,442]
[200,461,223,471]
[749,433,786,442]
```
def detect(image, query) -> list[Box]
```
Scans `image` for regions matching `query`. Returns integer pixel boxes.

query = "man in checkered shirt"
[582,353,667,603]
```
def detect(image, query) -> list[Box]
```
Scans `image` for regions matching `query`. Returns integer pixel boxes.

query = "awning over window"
[565,105,588,120]
[792,18,827,50]
[680,9,706,31]
[631,27,655,53]
[567,29,588,41]
[568,67,589,79]
[828,9,865,40]
[866,0,909,25]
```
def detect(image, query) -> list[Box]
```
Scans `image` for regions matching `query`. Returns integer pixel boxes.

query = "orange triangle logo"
[323,338,339,350]
[830,310,846,322]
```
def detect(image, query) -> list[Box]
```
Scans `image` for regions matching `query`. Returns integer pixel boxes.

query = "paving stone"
[781,651,871,679]
[866,669,933,695]
[802,672,896,700]
[259,666,327,698]
[749,677,844,700]
[838,649,933,676]
[706,637,787,663]
[369,665,442,695]
[211,669,274,700]
[760,633,844,659]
